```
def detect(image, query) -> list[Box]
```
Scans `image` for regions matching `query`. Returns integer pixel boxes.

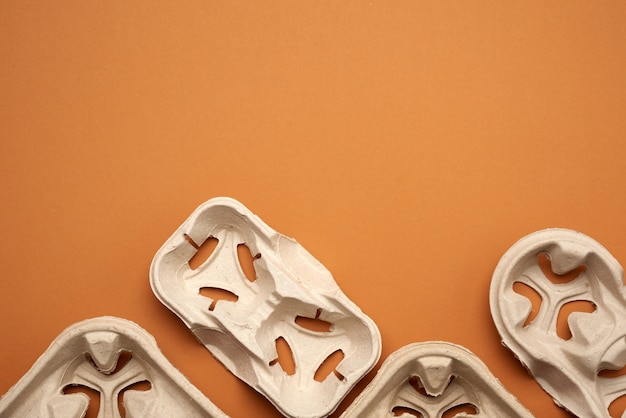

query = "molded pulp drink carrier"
[490,228,626,417]
[341,342,534,418]
[150,197,382,418]
[0,316,228,417]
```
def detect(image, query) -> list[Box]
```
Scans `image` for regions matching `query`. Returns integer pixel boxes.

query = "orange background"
[1,2,625,417]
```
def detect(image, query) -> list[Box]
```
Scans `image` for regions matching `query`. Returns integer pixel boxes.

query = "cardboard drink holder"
[150,197,382,418]
[341,342,534,418]
[0,317,228,418]
[490,228,626,418]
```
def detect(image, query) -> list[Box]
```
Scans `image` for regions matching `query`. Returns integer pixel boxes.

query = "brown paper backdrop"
[2,2,625,417]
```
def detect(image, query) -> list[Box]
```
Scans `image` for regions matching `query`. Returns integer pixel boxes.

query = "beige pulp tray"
[0,316,228,418]
[341,341,534,418]
[150,197,382,418]
[490,228,626,417]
